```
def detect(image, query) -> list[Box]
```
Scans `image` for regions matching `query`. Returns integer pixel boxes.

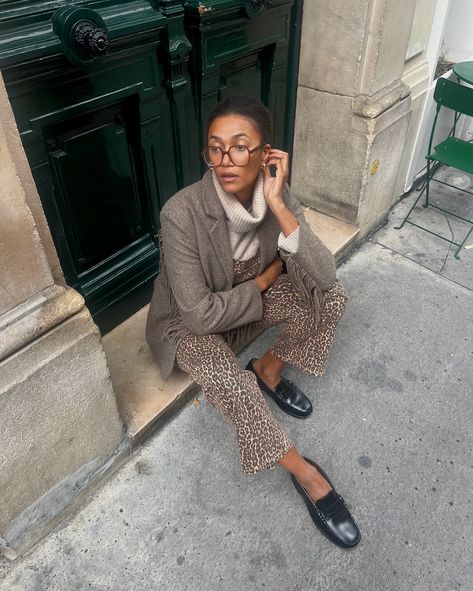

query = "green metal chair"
[396,77,473,258]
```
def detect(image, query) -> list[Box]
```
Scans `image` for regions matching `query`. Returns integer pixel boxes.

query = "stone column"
[0,73,126,559]
[292,0,418,237]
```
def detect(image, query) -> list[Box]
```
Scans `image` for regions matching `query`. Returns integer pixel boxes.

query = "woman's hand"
[262,148,299,238]
[254,255,283,293]
[262,148,290,209]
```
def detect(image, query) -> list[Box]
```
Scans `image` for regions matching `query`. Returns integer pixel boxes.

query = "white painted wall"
[443,0,473,62]
[402,0,473,192]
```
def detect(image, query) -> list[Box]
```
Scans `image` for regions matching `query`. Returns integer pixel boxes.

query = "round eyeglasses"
[202,143,265,168]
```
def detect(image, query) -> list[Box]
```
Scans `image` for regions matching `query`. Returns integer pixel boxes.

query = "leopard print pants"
[176,252,347,474]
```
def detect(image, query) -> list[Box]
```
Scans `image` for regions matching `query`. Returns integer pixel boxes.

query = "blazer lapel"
[201,171,234,285]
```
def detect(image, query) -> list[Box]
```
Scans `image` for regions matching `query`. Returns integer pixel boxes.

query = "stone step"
[102,210,359,445]
[302,207,360,262]
[102,306,196,444]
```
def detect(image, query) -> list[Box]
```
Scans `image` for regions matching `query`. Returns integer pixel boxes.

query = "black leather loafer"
[245,358,313,418]
[290,457,361,549]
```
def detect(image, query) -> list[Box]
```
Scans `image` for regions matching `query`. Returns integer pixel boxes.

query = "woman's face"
[207,114,269,203]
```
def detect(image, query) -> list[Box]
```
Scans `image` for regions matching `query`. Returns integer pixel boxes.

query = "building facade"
[0,0,464,558]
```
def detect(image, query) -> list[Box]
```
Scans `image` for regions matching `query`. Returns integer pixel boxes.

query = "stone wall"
[0,73,126,559]
[292,0,418,237]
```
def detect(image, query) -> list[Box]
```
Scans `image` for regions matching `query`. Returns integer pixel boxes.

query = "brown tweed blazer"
[146,170,337,380]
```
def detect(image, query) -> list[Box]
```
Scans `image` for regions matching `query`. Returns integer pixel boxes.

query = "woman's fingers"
[266,149,287,161]
[268,148,288,156]
[262,148,290,204]
[265,150,289,177]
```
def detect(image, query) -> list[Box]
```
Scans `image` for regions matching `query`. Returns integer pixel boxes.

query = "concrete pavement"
[1,185,472,591]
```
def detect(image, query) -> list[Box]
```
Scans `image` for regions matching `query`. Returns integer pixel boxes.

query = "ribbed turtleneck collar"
[212,171,267,233]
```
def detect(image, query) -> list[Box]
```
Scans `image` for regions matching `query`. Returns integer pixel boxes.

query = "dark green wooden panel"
[48,108,143,271]
[5,58,167,317]
[182,0,298,156]
[0,2,196,326]
[0,0,302,330]
[220,53,263,98]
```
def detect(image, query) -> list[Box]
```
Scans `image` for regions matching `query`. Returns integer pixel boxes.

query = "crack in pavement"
[439,215,454,276]
[368,238,473,294]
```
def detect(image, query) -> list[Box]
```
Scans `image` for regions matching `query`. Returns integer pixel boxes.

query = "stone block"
[298,1,416,99]
[356,95,412,232]
[0,74,63,287]
[0,87,53,315]
[0,307,125,554]
[291,86,366,223]
[405,0,437,61]
[298,0,369,96]
[0,284,84,361]
[292,83,411,235]
[368,1,418,96]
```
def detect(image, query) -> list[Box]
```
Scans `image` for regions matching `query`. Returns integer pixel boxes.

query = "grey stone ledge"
[2,437,130,560]
[352,94,411,136]
[353,80,411,119]
[0,284,85,362]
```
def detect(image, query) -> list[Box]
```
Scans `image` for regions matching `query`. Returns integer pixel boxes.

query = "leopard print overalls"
[176,250,347,474]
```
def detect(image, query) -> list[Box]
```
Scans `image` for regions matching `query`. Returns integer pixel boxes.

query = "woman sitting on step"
[146,95,361,549]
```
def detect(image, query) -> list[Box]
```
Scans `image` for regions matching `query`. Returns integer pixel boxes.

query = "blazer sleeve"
[160,205,263,336]
[279,185,337,292]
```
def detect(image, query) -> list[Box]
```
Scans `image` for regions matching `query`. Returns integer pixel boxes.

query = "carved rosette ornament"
[52,7,110,67]
[73,21,109,59]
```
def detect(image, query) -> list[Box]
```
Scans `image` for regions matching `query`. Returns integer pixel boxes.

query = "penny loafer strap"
[315,491,348,521]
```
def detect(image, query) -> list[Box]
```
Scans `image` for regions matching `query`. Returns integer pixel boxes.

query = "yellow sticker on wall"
[370,160,379,175]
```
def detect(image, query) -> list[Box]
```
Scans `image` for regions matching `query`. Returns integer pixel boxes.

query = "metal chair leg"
[424,160,430,208]
[394,184,427,230]
[454,224,473,259]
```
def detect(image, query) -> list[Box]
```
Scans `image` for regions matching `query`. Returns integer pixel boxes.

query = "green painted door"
[183,0,301,153]
[0,0,196,331]
[0,0,302,331]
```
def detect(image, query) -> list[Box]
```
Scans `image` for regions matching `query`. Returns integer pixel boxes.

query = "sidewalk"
[1,179,472,591]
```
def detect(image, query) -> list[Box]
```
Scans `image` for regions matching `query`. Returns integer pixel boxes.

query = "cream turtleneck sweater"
[212,171,300,260]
